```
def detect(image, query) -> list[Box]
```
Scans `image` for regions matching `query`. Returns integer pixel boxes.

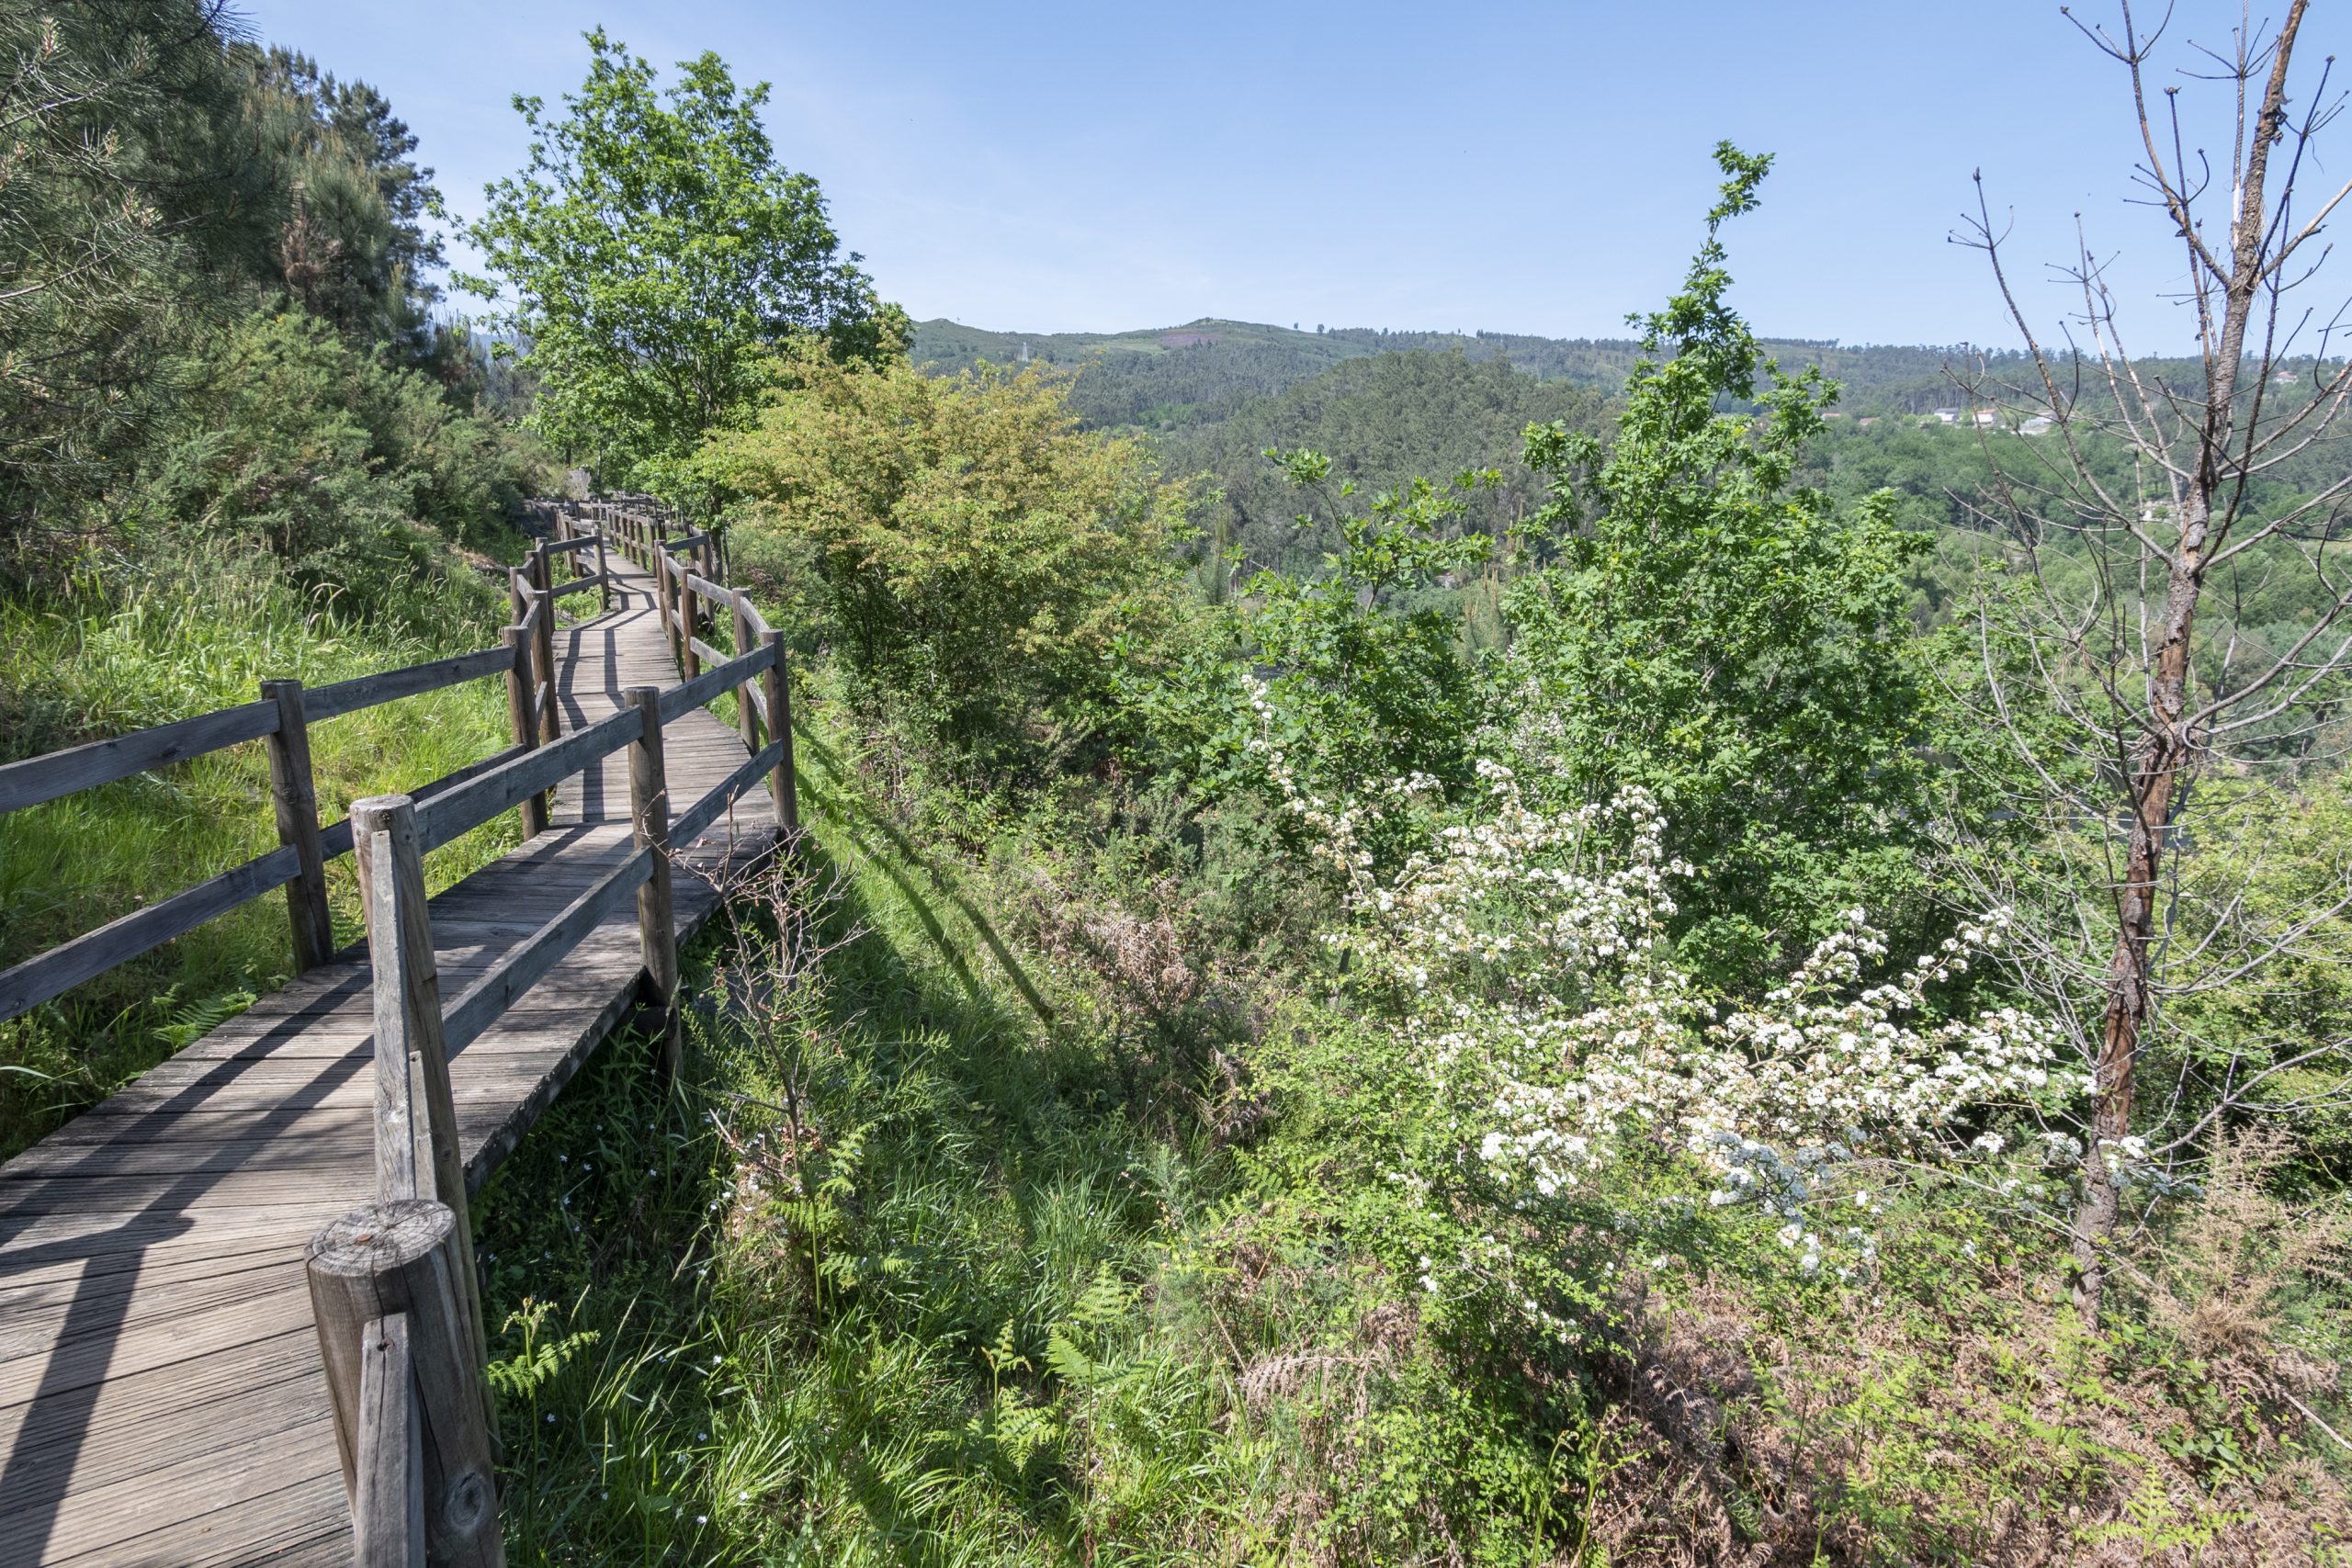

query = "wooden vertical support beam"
[354,1311,424,1568]
[505,566,527,629]
[354,795,425,1206]
[760,630,798,836]
[730,592,760,750]
[308,1200,503,1568]
[262,678,335,973]
[500,626,548,838]
[659,547,683,662]
[678,553,700,679]
[351,795,492,1399]
[594,523,610,614]
[622,686,680,1079]
[532,587,559,745]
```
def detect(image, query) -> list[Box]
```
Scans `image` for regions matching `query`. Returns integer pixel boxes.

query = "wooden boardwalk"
[0,550,778,1565]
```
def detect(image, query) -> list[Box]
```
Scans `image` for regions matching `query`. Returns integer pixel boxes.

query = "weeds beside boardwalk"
[475,700,2352,1565]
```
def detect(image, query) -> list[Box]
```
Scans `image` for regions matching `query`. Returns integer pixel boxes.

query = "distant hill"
[910,316,2040,431]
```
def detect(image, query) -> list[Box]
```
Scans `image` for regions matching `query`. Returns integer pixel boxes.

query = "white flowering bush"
[1282,756,2086,1276]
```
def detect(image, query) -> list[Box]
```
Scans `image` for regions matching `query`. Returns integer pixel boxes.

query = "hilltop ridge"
[910,314,2031,428]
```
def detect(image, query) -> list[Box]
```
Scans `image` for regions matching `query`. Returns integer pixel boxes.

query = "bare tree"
[1953,0,2352,1324]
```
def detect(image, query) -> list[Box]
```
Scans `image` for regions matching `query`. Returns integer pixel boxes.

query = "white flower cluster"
[1280,756,2086,1269]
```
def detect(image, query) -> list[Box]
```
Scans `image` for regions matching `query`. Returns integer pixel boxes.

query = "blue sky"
[235,1,2345,350]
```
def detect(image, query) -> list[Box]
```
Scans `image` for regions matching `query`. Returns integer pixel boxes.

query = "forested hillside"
[911,313,2061,424]
[7,6,2352,1567]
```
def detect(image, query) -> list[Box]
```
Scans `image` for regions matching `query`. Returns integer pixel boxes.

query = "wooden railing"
[305,496,795,1567]
[0,520,582,1020]
[0,495,798,1566]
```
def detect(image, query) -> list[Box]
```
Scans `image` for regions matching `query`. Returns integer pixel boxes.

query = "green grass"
[475,708,1276,1564]
[0,569,525,1156]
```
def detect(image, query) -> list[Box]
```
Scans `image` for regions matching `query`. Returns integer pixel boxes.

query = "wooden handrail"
[307,646,513,723]
[658,642,775,725]
[0,699,279,813]
[413,707,643,855]
[673,737,786,846]
[317,745,530,862]
[0,846,300,1022]
[438,846,652,1056]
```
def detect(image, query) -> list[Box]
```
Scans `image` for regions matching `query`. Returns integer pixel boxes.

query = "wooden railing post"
[500,626,548,838]
[759,630,799,835]
[262,678,334,972]
[658,547,684,663]
[532,587,559,746]
[355,1310,424,1568]
[622,686,680,1079]
[352,795,492,1396]
[678,556,700,680]
[593,522,610,615]
[308,1199,503,1568]
[729,592,759,752]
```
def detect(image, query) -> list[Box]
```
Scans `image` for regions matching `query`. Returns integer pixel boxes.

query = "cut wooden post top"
[308,1197,454,1285]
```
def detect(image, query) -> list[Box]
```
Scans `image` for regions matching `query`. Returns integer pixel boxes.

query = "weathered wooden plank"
[413,708,641,854]
[439,848,650,1055]
[353,1313,424,1568]
[23,1429,344,1565]
[0,1274,316,1411]
[657,642,773,724]
[0,700,278,815]
[304,647,510,724]
[0,847,300,1023]
[673,739,785,846]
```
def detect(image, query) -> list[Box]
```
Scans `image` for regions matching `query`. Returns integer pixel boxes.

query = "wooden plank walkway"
[0,552,778,1565]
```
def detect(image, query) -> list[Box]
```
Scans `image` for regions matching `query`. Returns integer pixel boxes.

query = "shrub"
[698,343,1191,787]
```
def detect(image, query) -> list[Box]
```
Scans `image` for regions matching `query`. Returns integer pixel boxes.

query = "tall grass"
[0,568,523,1156]
[473,710,1287,1565]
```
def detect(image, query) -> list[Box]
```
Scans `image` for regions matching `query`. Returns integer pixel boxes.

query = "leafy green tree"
[464,30,892,491]
[1501,144,1939,987]
[0,1,260,559]
[698,344,1188,782]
